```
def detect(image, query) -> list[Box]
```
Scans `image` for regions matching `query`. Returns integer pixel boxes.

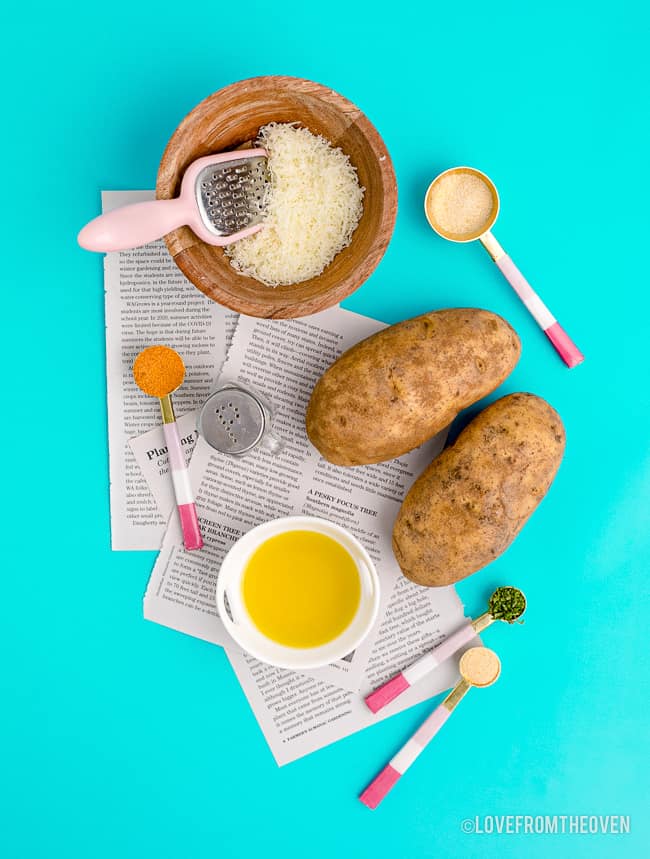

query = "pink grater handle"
[494,254,584,368]
[360,705,451,809]
[78,198,193,252]
[364,620,476,713]
[163,421,203,551]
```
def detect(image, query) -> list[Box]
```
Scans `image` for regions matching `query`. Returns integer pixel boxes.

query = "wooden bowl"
[156,76,398,318]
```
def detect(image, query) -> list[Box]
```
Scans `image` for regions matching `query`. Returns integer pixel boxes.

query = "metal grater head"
[195,156,269,238]
[198,387,267,455]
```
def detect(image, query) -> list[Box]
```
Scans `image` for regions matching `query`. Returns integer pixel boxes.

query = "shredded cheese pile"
[225,123,364,287]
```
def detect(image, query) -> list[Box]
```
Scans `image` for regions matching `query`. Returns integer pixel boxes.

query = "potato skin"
[305,308,521,466]
[392,393,565,586]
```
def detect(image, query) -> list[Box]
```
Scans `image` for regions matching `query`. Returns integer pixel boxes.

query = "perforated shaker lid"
[198,388,266,455]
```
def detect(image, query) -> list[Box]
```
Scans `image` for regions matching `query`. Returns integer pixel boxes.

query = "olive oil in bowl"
[241,530,361,649]
[216,515,380,670]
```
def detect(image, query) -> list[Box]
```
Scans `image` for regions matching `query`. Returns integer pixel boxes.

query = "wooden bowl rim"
[156,75,398,319]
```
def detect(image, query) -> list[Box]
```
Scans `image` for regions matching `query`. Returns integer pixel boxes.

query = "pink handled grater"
[78,150,268,253]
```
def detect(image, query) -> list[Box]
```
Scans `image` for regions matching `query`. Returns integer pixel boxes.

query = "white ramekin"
[216,515,380,670]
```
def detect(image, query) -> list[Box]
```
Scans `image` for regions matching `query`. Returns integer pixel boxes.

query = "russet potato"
[305,308,521,466]
[392,393,565,586]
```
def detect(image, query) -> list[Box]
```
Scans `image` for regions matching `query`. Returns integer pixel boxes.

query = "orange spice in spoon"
[133,346,185,399]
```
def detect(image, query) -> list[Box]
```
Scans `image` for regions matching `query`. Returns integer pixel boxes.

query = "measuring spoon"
[365,586,524,713]
[133,345,203,551]
[425,166,584,368]
[360,646,501,809]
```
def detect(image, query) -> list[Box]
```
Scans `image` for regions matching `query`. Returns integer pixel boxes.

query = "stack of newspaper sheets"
[104,191,474,765]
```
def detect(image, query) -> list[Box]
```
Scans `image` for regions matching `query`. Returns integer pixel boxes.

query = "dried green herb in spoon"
[488,586,526,623]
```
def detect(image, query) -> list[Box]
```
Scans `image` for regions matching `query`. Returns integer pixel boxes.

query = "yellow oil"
[241,530,361,649]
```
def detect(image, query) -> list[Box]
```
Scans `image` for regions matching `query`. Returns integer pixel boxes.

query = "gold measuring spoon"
[360,646,501,809]
[425,166,584,368]
[365,586,525,712]
[133,345,203,551]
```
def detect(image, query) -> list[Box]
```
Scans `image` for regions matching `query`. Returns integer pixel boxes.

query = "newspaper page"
[137,306,465,692]
[103,190,237,550]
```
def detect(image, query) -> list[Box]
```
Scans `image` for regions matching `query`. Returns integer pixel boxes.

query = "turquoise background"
[2,1,648,857]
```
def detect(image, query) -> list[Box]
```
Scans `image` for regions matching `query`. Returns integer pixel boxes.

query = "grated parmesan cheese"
[225,123,364,287]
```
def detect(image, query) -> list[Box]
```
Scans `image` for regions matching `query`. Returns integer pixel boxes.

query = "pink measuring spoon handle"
[364,621,476,713]
[78,198,193,252]
[494,254,584,368]
[163,421,203,551]
[359,704,451,809]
